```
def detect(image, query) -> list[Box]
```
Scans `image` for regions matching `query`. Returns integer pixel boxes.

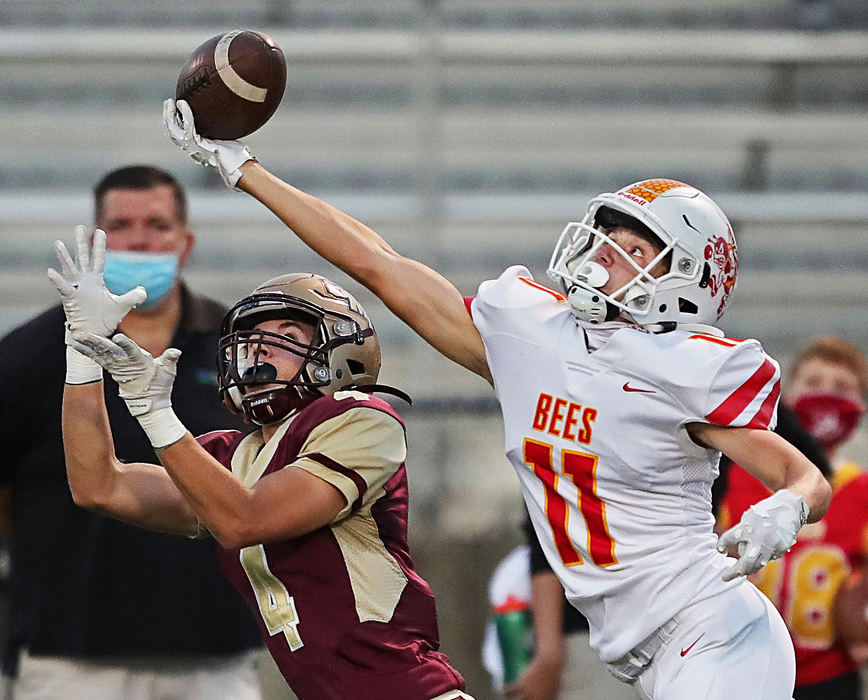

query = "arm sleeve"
[293,407,407,521]
[703,341,781,431]
[474,265,565,305]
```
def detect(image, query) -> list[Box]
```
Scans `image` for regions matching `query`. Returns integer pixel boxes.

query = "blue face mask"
[103,251,180,309]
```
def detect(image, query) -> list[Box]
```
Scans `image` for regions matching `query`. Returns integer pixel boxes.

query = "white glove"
[162,98,255,189]
[717,489,809,582]
[47,225,146,384]
[72,331,187,449]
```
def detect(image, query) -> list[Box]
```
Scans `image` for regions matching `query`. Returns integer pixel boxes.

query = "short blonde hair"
[788,336,868,396]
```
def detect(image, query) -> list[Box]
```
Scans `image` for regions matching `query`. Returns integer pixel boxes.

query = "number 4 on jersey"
[524,439,617,568]
[240,544,304,651]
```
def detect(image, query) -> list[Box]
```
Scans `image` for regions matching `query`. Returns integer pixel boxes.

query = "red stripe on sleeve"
[688,334,739,347]
[518,277,567,302]
[745,380,781,430]
[463,295,476,317]
[706,359,777,426]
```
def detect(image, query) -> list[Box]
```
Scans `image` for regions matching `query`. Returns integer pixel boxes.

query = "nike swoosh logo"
[623,382,656,393]
[680,633,705,657]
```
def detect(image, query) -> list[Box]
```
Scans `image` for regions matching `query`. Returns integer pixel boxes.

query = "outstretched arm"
[64,375,344,547]
[163,99,491,382]
[48,225,197,534]
[239,164,491,381]
[73,331,347,550]
[63,380,199,535]
[53,224,348,547]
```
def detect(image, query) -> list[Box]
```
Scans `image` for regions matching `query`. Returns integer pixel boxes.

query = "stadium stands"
[1,6,866,697]
[2,0,866,30]
[1,23,866,358]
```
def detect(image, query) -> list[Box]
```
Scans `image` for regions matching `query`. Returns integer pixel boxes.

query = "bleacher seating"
[0,5,866,519]
[1,24,866,365]
[2,0,866,30]
[1,9,866,696]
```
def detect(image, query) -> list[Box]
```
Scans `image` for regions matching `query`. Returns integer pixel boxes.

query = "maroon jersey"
[197,391,465,700]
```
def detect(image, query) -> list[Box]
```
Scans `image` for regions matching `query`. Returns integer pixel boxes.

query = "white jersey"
[470,266,781,662]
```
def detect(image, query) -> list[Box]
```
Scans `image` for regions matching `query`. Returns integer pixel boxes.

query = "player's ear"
[178,228,195,268]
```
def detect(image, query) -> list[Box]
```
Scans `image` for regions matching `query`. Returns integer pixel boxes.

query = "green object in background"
[494,606,534,685]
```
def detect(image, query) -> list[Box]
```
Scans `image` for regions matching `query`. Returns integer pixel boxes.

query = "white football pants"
[633,582,795,700]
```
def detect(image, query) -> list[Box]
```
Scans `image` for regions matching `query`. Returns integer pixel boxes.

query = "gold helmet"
[218,273,381,424]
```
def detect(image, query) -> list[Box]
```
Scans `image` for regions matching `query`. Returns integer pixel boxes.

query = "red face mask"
[792,392,865,450]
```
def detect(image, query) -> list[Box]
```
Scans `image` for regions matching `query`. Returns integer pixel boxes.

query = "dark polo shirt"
[0,285,261,666]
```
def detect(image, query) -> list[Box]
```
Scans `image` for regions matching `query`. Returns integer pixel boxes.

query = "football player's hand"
[717,489,807,582]
[162,98,255,189]
[71,331,187,449]
[504,650,563,700]
[47,226,146,342]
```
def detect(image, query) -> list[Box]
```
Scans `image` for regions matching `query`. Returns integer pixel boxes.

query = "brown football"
[175,30,286,140]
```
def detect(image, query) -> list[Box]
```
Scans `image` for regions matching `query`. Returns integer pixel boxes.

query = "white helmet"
[547,179,738,331]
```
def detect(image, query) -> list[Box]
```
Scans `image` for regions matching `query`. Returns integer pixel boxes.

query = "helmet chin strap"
[567,261,613,324]
[240,386,317,425]
[645,322,725,337]
[237,362,317,425]
[567,286,608,323]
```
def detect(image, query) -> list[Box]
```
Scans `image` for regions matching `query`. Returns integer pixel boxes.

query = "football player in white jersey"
[164,100,832,700]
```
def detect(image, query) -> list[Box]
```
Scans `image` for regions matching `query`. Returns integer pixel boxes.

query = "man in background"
[0,165,263,699]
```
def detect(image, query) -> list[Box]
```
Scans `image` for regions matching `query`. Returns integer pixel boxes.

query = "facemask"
[792,392,865,450]
[103,251,180,309]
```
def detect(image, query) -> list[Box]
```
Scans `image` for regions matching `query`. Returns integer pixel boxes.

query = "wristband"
[65,346,103,384]
[797,498,809,526]
[135,407,188,449]
[220,151,256,189]
[770,489,809,527]
[791,493,810,527]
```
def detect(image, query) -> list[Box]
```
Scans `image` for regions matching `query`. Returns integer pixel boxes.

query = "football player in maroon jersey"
[50,226,471,700]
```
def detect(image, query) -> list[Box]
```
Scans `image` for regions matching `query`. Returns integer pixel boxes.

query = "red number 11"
[523,438,617,567]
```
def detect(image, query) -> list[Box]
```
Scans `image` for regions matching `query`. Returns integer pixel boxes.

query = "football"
[175,30,286,140]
